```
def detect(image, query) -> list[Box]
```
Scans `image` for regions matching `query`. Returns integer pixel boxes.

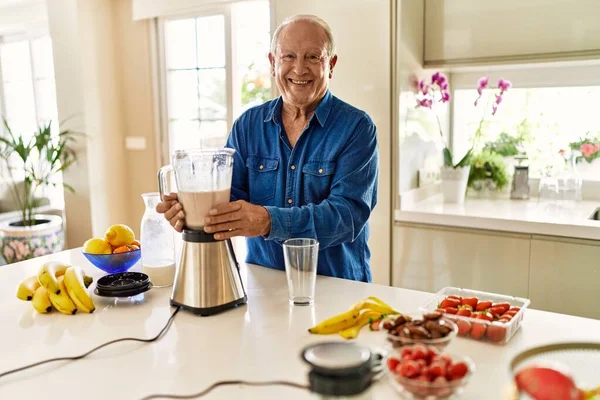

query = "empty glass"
[283,238,319,306]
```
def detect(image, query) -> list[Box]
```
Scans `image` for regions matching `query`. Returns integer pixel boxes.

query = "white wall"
[47,0,160,245]
[272,0,392,285]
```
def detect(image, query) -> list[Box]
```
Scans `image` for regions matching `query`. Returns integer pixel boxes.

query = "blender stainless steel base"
[170,230,247,316]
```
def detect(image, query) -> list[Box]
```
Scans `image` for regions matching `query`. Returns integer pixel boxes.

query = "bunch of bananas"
[16,262,96,315]
[308,296,402,339]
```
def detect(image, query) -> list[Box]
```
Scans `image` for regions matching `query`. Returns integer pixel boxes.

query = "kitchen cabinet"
[424,0,600,66]
[529,235,600,319]
[393,223,531,298]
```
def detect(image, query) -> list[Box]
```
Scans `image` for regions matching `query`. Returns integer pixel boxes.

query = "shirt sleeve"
[264,116,379,250]
[225,118,249,202]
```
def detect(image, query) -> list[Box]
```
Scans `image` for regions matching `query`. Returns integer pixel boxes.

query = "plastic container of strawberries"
[418,287,531,345]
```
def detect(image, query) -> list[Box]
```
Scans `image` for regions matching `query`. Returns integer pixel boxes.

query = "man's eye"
[308,55,320,61]
[282,55,295,61]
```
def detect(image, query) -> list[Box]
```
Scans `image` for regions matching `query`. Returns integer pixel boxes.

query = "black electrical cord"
[0,306,181,380]
[140,380,309,400]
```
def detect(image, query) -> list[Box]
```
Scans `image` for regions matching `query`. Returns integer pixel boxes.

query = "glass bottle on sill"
[558,150,583,205]
[140,192,176,287]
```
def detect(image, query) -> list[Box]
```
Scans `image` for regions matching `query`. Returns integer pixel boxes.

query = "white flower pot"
[0,214,64,264]
[440,166,471,203]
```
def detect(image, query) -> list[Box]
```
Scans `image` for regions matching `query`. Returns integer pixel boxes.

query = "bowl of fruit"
[386,344,475,399]
[82,224,141,274]
[385,312,458,351]
[418,287,531,345]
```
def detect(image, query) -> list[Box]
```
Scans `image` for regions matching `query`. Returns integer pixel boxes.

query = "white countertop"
[2,249,600,399]
[396,195,600,240]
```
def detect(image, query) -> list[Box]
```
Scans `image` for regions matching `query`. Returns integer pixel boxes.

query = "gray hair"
[270,15,336,58]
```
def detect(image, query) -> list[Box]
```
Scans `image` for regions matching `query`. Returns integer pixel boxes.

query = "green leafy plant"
[483,132,525,157]
[0,118,80,226]
[468,150,510,191]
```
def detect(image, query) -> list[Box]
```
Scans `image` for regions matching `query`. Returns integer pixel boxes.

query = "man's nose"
[292,57,308,74]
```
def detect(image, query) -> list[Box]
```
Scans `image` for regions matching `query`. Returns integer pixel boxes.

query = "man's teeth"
[291,79,309,85]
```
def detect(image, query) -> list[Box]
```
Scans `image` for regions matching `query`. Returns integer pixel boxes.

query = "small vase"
[440,166,470,203]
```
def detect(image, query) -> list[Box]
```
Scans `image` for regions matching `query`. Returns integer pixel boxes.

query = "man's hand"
[155,193,185,232]
[204,200,271,240]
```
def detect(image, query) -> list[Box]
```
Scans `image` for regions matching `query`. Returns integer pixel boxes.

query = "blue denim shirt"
[225,90,379,282]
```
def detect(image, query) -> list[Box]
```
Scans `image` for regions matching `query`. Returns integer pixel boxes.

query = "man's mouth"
[288,78,311,85]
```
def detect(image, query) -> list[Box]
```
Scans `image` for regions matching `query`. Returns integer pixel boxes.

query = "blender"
[158,148,247,316]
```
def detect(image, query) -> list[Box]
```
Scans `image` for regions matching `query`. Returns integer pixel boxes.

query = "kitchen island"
[1,248,599,400]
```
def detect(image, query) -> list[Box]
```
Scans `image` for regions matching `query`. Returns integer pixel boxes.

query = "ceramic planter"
[440,166,471,203]
[0,214,64,264]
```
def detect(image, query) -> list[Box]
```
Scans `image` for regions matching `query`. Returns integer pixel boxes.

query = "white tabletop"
[1,248,599,400]
[396,195,600,240]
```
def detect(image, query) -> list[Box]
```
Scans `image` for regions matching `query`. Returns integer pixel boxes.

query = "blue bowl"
[82,249,141,274]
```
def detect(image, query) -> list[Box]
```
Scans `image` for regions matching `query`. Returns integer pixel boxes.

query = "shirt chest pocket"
[247,155,279,204]
[302,161,336,204]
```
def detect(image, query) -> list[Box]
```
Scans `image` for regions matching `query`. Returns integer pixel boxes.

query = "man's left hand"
[203,200,271,240]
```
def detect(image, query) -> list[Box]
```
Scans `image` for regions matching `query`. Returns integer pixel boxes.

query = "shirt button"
[290,165,296,170]
[318,168,324,174]
[287,199,293,204]
[259,165,264,170]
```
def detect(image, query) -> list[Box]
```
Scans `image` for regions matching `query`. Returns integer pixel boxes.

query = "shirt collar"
[263,89,333,127]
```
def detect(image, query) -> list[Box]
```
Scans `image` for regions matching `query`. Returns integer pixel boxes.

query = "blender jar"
[158,148,235,230]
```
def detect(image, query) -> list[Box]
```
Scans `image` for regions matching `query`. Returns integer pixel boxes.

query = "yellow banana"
[31,286,52,313]
[63,266,95,313]
[16,275,41,301]
[38,261,70,295]
[48,276,77,315]
[365,296,401,314]
[339,311,384,339]
[308,308,363,334]
[308,309,363,334]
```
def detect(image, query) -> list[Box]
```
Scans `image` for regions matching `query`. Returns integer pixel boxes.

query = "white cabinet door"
[424,0,600,65]
[393,223,530,298]
[529,236,600,319]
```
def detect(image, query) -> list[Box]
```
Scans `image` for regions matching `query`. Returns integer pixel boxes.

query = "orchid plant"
[415,72,511,169]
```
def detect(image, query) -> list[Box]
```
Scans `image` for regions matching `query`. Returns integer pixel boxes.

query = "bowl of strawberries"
[386,344,475,399]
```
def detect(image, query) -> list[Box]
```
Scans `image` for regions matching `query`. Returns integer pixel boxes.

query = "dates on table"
[386,312,454,342]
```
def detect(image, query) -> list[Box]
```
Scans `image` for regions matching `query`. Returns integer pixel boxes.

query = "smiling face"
[268,21,337,110]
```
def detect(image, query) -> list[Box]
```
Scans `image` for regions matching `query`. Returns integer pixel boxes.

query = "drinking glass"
[283,238,319,306]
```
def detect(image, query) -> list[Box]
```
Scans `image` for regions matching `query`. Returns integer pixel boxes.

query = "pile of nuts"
[384,312,455,344]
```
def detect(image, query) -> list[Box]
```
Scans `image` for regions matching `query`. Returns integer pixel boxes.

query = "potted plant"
[568,132,600,181]
[415,73,511,203]
[468,150,510,197]
[0,118,79,263]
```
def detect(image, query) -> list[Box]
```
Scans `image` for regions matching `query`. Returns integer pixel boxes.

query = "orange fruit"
[129,244,140,251]
[131,240,141,248]
[113,245,130,254]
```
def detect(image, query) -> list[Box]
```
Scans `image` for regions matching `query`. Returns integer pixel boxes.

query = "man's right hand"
[156,193,185,232]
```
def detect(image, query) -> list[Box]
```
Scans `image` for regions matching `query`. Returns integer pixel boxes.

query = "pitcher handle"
[158,165,174,201]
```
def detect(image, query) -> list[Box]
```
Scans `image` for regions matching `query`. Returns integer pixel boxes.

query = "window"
[0,35,63,206]
[451,65,600,181]
[158,0,271,160]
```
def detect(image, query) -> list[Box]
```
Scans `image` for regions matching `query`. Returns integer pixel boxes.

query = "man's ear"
[268,53,276,76]
[329,55,338,71]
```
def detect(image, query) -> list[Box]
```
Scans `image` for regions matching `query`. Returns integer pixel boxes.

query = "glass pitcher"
[158,148,235,230]
[140,192,176,287]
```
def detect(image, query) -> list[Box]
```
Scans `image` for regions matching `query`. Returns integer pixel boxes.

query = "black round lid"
[301,342,376,396]
[95,272,152,297]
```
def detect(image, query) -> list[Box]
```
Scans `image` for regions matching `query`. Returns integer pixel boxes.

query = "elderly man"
[157,15,379,282]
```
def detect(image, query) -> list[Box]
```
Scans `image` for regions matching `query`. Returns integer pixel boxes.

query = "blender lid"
[301,342,378,396]
[302,342,372,373]
[95,272,152,297]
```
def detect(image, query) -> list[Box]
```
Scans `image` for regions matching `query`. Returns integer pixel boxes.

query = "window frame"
[155,4,237,165]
